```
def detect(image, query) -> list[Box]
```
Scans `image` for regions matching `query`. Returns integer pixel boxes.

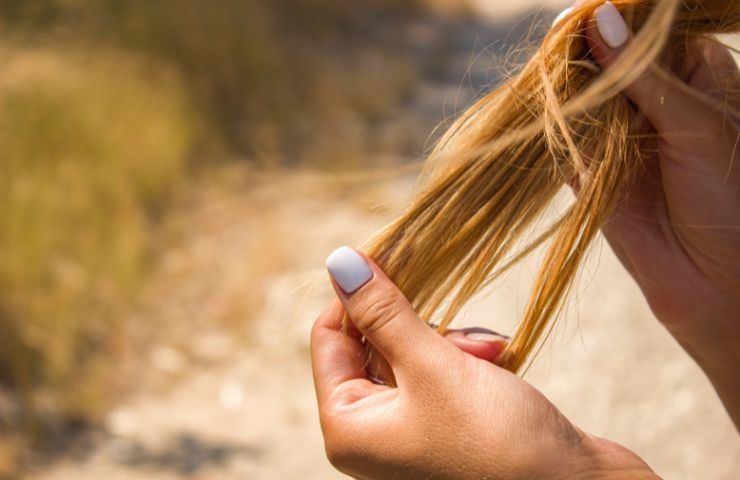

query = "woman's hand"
[312,247,658,480]
[577,1,740,425]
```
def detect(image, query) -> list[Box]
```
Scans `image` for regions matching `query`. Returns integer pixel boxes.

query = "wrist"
[654,293,740,429]
[659,300,740,371]
[648,280,740,367]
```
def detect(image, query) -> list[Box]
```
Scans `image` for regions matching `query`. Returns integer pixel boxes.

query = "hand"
[368,325,510,384]
[576,2,740,425]
[312,248,658,480]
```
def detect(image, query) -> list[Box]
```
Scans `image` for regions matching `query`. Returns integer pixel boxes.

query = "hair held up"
[360,0,740,381]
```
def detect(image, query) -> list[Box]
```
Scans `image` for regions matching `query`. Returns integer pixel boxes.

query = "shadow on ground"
[109,434,261,476]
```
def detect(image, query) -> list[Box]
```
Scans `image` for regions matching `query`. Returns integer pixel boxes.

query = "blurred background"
[0,0,738,479]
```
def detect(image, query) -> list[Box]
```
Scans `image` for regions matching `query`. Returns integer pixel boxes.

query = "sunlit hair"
[363,0,740,380]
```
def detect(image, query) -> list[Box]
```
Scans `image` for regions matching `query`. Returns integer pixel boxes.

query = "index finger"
[310,300,379,408]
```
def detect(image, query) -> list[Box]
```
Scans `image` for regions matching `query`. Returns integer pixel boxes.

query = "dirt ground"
[27,2,740,479]
[27,168,740,480]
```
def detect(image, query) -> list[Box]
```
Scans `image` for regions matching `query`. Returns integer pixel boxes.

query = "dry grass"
[0,0,430,472]
[0,45,193,430]
[0,0,422,163]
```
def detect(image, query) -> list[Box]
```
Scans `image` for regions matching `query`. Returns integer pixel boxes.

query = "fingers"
[325,247,457,381]
[310,300,382,407]
[366,327,510,385]
[443,328,509,364]
[363,324,511,388]
[583,1,737,151]
[585,2,674,130]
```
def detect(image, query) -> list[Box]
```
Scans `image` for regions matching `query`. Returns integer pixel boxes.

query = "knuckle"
[324,442,353,472]
[310,315,326,347]
[311,302,343,344]
[310,316,321,340]
[322,423,362,472]
[354,288,404,335]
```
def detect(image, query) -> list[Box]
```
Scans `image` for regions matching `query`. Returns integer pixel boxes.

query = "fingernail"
[552,6,574,27]
[326,246,373,294]
[596,1,628,48]
[466,332,509,343]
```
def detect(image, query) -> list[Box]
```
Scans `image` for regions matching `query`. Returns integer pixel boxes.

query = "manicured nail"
[466,332,509,343]
[326,246,373,294]
[595,1,628,48]
[552,6,574,27]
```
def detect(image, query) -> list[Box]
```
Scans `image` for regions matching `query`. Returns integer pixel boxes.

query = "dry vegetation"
[0,0,432,467]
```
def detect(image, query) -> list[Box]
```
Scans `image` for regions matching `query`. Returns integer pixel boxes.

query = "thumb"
[585,1,728,144]
[325,246,455,380]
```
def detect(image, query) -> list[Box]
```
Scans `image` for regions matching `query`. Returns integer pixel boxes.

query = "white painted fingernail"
[326,246,373,294]
[596,1,628,48]
[552,6,574,27]
[466,332,508,343]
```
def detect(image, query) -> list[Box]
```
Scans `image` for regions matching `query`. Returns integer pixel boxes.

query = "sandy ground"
[27,172,410,480]
[27,2,740,479]
[28,171,740,480]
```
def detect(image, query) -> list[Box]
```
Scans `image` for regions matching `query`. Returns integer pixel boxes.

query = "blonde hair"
[364,0,740,380]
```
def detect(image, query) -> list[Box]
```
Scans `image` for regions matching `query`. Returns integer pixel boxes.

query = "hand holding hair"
[313,0,740,477]
[361,0,740,393]
[313,247,659,480]
[582,1,740,427]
